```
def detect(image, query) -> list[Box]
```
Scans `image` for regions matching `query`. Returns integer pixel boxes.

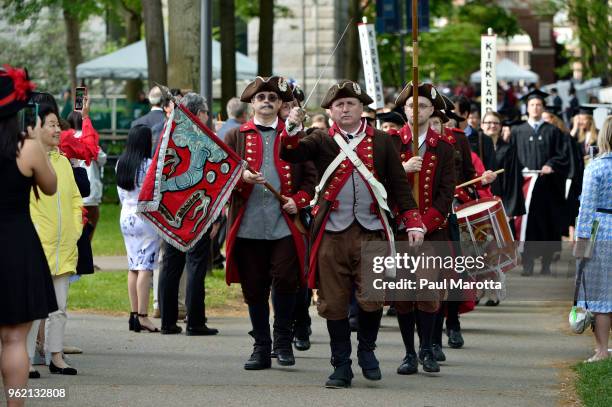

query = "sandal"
[136,314,160,333]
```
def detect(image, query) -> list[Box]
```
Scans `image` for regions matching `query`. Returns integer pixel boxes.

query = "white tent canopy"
[77,39,257,81]
[470,58,539,83]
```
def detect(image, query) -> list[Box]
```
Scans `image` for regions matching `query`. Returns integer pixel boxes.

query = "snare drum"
[455,197,519,276]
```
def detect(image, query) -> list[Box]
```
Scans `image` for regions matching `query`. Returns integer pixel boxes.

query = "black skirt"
[0,213,58,325]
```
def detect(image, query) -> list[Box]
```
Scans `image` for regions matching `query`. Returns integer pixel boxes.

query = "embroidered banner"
[137,104,246,251]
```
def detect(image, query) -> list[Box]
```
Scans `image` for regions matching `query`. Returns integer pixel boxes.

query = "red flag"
[137,104,245,251]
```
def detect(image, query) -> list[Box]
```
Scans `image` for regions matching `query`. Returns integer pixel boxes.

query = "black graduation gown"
[510,121,569,245]
[562,134,584,232]
[467,130,496,171]
[490,137,525,218]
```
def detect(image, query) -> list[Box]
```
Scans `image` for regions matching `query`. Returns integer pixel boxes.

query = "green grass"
[91,203,126,256]
[573,358,612,407]
[68,269,243,314]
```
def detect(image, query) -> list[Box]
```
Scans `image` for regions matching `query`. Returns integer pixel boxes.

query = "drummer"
[433,97,497,353]
[392,82,456,375]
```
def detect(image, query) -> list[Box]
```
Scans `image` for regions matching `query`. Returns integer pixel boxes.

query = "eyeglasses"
[482,121,501,126]
[254,93,279,102]
[406,103,433,110]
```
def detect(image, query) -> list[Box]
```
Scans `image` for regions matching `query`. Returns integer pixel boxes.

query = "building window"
[539,22,551,47]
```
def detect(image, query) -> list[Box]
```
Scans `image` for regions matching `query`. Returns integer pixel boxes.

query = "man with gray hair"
[217,97,249,141]
[131,86,166,129]
[158,92,218,336]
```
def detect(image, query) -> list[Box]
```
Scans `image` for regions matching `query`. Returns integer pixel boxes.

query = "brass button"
[287,181,292,185]
[425,198,430,203]
[424,191,429,196]
[401,154,406,159]
[367,137,372,142]
[425,177,430,182]
[247,142,252,146]
[301,198,306,202]
[324,191,330,196]
[424,185,429,189]
[431,156,436,161]
[247,157,253,161]
[247,149,253,153]
[367,154,373,158]
[429,163,434,167]
[367,146,372,150]
[284,165,290,170]
[286,145,293,149]
[426,170,432,174]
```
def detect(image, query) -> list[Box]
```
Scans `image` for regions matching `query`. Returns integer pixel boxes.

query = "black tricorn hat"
[395,81,446,110]
[320,79,373,109]
[240,76,294,103]
[520,89,549,103]
[431,110,450,123]
[0,65,36,118]
[376,110,406,126]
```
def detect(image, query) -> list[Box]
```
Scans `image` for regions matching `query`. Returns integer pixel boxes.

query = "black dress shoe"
[293,337,311,351]
[325,364,353,388]
[186,325,218,336]
[270,350,278,358]
[397,353,418,375]
[276,349,295,366]
[485,299,500,306]
[521,261,534,276]
[418,349,440,373]
[49,361,77,375]
[386,306,397,317]
[29,370,41,379]
[160,325,183,335]
[244,352,271,370]
[447,329,464,349]
[432,344,446,362]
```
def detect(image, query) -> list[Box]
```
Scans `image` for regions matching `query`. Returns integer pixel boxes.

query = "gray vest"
[237,129,291,240]
[326,169,383,232]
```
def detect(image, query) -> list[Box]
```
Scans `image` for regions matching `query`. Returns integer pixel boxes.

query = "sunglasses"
[254,93,279,102]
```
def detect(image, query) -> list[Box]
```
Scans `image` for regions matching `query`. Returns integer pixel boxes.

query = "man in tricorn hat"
[511,89,569,276]
[392,82,456,375]
[280,79,425,388]
[224,76,317,370]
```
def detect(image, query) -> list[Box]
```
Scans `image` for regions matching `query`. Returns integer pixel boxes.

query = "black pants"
[159,235,210,329]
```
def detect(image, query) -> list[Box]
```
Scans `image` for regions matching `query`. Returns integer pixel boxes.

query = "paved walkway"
[3,271,594,407]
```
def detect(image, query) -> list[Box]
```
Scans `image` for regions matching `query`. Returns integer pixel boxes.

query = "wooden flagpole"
[411,0,420,201]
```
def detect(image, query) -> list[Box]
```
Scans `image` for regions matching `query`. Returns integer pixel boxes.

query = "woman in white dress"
[117,125,161,332]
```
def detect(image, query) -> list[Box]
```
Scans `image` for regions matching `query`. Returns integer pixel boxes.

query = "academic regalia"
[467,130,496,171]
[562,133,584,234]
[510,119,569,273]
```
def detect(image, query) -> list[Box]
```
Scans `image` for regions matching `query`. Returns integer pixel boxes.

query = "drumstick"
[456,169,505,189]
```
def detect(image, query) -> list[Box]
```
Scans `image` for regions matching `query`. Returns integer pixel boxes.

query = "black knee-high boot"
[272,292,297,366]
[244,303,272,370]
[396,311,418,375]
[417,310,440,373]
[356,307,382,380]
[325,319,353,388]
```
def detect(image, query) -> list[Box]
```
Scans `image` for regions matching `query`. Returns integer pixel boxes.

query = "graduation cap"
[502,118,525,127]
[520,89,549,103]
[578,105,596,115]
[376,110,406,126]
[545,105,561,116]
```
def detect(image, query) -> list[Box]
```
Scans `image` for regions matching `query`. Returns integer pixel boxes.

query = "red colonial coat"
[224,120,316,286]
[393,125,456,237]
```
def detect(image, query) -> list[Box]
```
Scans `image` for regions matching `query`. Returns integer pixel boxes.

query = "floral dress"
[117,159,161,271]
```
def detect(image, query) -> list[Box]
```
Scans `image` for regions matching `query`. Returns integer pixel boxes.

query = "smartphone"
[589,145,599,160]
[18,102,39,135]
[74,86,87,112]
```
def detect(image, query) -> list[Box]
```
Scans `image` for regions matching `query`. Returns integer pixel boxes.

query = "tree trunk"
[343,0,362,81]
[220,0,236,119]
[63,6,83,90]
[143,0,167,88]
[168,0,201,92]
[123,2,143,102]
[258,0,274,76]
